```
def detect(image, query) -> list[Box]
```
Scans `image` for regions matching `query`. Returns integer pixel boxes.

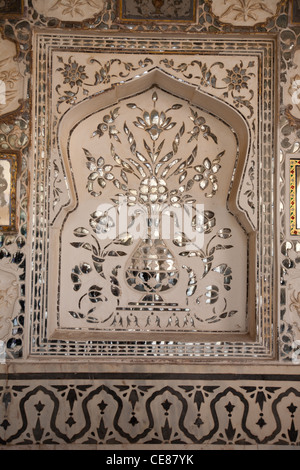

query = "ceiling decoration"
[118,0,197,23]
[206,0,285,26]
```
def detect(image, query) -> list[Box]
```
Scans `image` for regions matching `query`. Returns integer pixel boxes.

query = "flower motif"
[93,107,120,142]
[84,148,114,196]
[50,0,99,17]
[219,0,273,22]
[192,210,216,234]
[193,151,225,198]
[223,61,252,92]
[59,57,88,88]
[168,188,184,208]
[188,109,217,143]
[89,210,115,234]
[138,176,168,204]
[134,110,175,141]
[88,158,113,187]
[133,92,176,141]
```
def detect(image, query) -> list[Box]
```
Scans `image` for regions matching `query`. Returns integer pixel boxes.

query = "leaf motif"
[69,311,85,319]
[92,254,105,263]
[186,179,194,191]
[121,170,128,184]
[136,151,146,163]
[171,104,183,110]
[88,285,106,303]
[179,171,187,183]
[213,263,227,274]
[123,122,129,135]
[83,148,95,161]
[73,227,89,237]
[82,243,92,251]
[173,232,192,247]
[159,151,173,163]
[161,159,180,178]
[112,107,120,119]
[70,242,83,248]
[114,233,133,246]
[106,250,127,257]
[203,158,211,170]
[217,228,231,239]
[86,316,99,323]
[111,282,121,297]
[202,262,212,278]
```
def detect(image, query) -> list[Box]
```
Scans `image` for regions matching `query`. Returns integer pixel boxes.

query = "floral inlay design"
[222,60,255,118]
[0,37,24,118]
[29,29,276,360]
[219,0,274,22]
[32,0,105,21]
[208,0,281,26]
[223,61,253,92]
[49,0,100,17]
[64,88,246,331]
[55,57,154,113]
[58,56,88,88]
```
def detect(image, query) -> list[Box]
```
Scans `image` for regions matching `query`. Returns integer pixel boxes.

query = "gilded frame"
[290,157,300,235]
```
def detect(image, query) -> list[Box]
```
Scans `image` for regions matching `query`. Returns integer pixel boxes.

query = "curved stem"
[78,292,87,309]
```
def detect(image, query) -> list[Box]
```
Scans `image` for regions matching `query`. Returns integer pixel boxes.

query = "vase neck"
[146,206,161,239]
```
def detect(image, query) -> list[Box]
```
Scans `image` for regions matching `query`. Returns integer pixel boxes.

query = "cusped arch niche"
[48,68,255,343]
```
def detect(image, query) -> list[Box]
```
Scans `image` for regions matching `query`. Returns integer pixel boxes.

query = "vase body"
[125,216,179,302]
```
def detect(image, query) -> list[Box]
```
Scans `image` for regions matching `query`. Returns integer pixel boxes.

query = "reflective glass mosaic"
[28,30,277,358]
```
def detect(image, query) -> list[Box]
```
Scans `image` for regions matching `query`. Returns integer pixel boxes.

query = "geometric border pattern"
[1,371,300,447]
